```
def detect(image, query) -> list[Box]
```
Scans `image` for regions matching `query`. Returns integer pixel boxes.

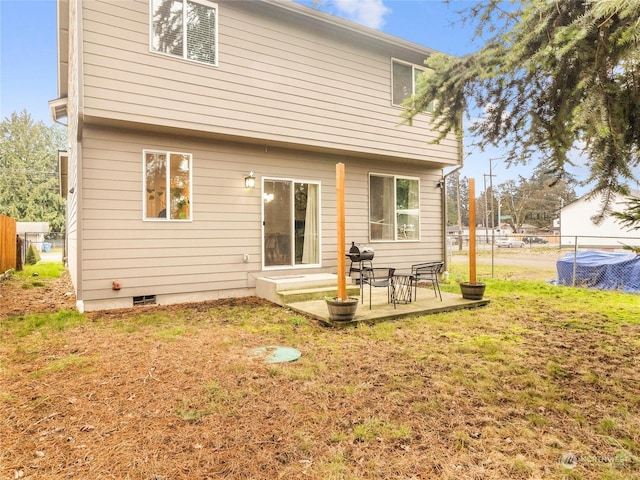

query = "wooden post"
[0,214,17,274]
[336,163,347,300]
[468,178,476,284]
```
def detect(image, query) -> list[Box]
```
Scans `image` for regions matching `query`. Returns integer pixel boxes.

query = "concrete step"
[278,285,361,304]
[255,273,360,305]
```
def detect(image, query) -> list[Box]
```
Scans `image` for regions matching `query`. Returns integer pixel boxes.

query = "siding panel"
[79,0,459,164]
[78,127,444,305]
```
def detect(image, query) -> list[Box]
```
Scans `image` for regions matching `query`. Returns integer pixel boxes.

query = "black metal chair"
[411,261,444,301]
[360,267,396,309]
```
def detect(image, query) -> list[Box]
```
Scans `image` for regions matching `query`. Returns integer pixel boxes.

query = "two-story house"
[50,0,461,312]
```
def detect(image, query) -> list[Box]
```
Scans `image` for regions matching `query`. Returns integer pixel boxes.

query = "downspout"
[440,129,465,275]
[76,0,85,312]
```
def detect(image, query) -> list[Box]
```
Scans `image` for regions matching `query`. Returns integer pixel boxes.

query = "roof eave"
[259,0,440,57]
[49,97,68,122]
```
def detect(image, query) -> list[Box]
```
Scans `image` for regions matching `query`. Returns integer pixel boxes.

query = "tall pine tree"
[404,0,640,222]
[0,111,67,231]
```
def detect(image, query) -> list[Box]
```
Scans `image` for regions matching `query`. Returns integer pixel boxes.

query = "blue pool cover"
[556,250,640,293]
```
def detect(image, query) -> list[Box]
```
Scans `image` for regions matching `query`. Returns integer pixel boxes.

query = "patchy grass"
[1,310,86,338]
[17,262,66,280]
[1,270,639,479]
[1,263,74,319]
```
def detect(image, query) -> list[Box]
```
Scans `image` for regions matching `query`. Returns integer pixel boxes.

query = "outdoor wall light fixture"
[436,179,445,189]
[244,171,256,189]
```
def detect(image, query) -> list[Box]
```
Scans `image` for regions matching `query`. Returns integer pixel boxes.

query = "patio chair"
[360,267,396,309]
[411,261,444,301]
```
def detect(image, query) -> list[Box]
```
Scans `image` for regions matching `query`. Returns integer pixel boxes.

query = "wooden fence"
[1,214,17,274]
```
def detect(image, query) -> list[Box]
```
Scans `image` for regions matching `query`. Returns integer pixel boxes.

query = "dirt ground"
[0,271,77,320]
[0,271,256,321]
[0,246,561,319]
[2,268,639,479]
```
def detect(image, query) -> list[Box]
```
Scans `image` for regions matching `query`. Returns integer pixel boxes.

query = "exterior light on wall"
[245,171,256,189]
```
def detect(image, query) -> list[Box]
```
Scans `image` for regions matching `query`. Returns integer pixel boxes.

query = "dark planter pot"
[460,282,486,300]
[325,297,359,322]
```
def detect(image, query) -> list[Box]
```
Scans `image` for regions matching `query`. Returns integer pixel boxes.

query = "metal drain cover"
[250,346,301,363]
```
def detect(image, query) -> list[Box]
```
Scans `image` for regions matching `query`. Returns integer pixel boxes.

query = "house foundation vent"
[133,295,157,306]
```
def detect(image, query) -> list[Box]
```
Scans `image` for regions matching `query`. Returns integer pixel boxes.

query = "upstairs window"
[144,150,192,221]
[392,59,432,112]
[151,0,218,66]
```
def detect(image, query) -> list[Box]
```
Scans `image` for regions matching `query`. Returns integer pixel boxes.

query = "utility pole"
[488,159,496,278]
[456,172,463,251]
[483,174,489,244]
[558,196,564,249]
[489,160,495,239]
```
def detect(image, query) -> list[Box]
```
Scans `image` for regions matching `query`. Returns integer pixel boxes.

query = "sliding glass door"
[263,179,320,268]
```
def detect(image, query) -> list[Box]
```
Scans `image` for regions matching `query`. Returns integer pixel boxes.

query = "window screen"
[151,0,217,66]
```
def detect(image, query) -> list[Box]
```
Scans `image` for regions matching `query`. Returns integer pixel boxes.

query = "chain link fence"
[448,232,564,249]
[19,232,65,263]
[555,235,640,292]
[447,233,640,293]
[15,231,640,292]
[448,233,640,250]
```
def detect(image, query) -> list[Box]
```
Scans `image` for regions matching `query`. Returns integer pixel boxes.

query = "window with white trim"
[392,59,433,112]
[263,178,321,268]
[369,174,420,241]
[150,0,218,66]
[144,150,192,221]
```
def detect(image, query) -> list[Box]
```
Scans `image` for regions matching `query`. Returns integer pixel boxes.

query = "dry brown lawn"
[1,265,639,479]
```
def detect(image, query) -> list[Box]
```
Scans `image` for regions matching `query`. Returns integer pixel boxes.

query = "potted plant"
[460,178,486,300]
[325,295,359,321]
[460,280,486,300]
[326,163,359,322]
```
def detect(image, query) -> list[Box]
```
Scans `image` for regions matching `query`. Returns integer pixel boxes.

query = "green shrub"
[25,244,41,265]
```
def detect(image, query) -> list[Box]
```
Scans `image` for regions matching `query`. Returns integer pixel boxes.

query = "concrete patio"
[285,283,490,326]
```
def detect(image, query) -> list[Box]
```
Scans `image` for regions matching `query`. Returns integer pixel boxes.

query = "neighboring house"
[559,190,640,248]
[16,222,50,251]
[50,0,461,312]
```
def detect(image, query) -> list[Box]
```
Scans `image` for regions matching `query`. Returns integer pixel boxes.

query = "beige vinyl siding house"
[52,0,461,312]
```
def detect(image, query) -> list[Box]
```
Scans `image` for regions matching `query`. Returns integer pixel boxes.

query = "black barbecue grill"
[346,242,374,281]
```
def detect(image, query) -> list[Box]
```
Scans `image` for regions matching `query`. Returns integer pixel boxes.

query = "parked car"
[523,236,549,244]
[496,237,525,248]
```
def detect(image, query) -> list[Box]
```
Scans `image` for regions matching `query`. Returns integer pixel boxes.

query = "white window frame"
[391,58,433,112]
[261,177,322,270]
[143,149,193,222]
[149,0,219,67]
[368,173,421,242]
